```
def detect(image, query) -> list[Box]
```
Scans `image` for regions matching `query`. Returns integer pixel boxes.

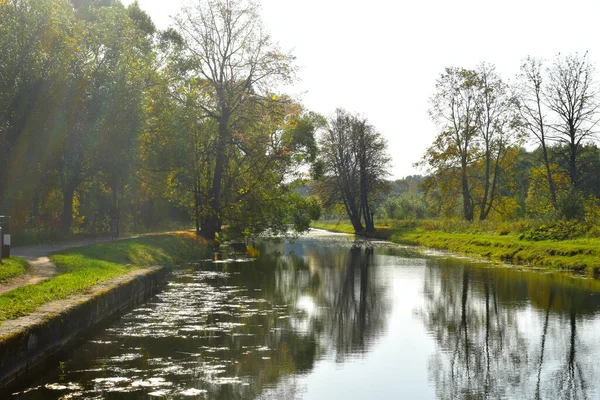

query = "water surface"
[11,230,600,399]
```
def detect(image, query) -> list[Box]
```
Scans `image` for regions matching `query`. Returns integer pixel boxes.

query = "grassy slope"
[0,257,29,282]
[312,221,600,275]
[0,233,210,323]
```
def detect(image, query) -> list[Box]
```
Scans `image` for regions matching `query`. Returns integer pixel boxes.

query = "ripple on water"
[179,388,208,396]
[44,383,84,391]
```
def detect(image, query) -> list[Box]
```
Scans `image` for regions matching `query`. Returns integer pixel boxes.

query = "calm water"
[10,230,600,399]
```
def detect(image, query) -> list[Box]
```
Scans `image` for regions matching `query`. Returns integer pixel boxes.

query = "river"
[10,230,600,399]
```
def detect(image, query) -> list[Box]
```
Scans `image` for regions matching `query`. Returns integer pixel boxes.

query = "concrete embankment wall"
[0,266,168,389]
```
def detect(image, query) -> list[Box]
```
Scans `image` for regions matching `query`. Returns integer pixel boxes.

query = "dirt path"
[0,236,138,295]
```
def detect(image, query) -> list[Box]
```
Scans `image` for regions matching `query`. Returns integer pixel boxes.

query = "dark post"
[0,216,10,258]
[0,227,3,264]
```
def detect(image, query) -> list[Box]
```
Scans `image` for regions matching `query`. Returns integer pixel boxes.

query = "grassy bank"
[0,233,210,323]
[0,257,29,282]
[312,220,600,275]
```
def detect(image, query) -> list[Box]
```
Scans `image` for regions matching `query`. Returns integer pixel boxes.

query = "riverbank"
[0,233,211,323]
[312,221,600,275]
[0,232,211,389]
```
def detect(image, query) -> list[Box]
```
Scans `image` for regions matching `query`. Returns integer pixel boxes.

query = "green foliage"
[0,234,209,322]
[520,220,590,241]
[0,0,159,236]
[379,192,428,220]
[423,64,523,222]
[557,189,587,220]
[1,0,320,240]
[291,195,322,232]
[224,190,322,239]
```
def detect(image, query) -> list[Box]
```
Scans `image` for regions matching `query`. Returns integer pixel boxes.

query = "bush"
[520,220,590,241]
[557,190,587,220]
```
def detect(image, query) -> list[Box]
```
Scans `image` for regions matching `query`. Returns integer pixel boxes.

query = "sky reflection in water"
[11,231,600,399]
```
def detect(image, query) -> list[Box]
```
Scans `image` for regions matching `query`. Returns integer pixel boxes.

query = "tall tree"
[90,3,156,236]
[316,109,390,232]
[546,52,599,189]
[423,65,521,221]
[316,109,363,231]
[0,0,76,218]
[173,0,295,240]
[425,67,481,221]
[516,56,558,209]
[475,63,521,220]
[354,116,390,231]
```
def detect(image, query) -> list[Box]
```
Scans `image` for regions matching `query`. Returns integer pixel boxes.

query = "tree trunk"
[359,164,374,232]
[542,146,558,209]
[201,113,229,240]
[194,180,200,235]
[0,168,6,210]
[61,186,75,233]
[479,148,491,221]
[112,186,119,238]
[461,158,474,222]
[569,140,578,189]
[537,92,557,209]
[32,189,40,220]
[345,198,364,232]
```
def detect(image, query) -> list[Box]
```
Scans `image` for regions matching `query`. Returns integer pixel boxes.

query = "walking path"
[0,231,190,295]
[0,236,129,295]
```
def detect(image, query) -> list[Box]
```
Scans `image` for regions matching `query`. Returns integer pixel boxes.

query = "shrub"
[520,220,589,241]
[557,190,587,221]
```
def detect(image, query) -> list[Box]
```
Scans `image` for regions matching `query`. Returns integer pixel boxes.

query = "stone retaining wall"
[0,266,168,389]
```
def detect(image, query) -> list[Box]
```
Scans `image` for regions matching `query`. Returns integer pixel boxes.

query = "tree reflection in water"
[257,238,391,362]
[328,244,388,361]
[421,258,600,399]
[206,238,391,397]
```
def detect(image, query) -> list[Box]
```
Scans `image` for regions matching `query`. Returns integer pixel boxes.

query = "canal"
[10,230,600,399]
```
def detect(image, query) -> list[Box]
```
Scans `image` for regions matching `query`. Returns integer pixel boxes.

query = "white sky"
[123,0,600,179]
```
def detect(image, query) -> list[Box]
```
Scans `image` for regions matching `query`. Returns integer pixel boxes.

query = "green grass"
[0,233,210,323]
[312,220,600,275]
[312,221,358,235]
[0,257,29,282]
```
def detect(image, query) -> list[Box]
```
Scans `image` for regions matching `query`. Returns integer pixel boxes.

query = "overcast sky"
[123,0,600,179]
